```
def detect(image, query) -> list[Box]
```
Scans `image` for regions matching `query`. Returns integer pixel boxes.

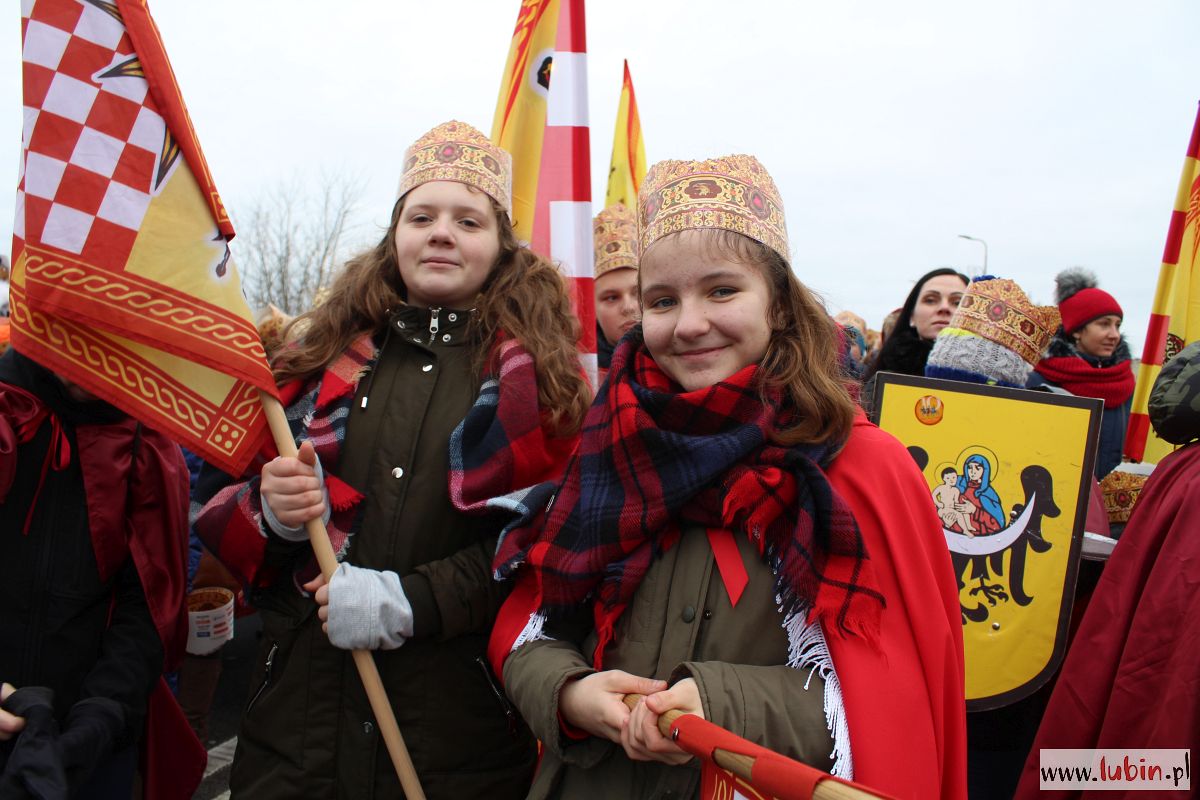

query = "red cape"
[1015,443,1200,799]
[490,413,967,799]
[824,414,967,799]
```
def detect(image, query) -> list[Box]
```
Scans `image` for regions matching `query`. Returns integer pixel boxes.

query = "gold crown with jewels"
[398,120,512,215]
[638,154,789,263]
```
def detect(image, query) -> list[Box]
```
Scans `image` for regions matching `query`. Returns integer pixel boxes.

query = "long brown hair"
[272,187,590,435]
[679,229,857,448]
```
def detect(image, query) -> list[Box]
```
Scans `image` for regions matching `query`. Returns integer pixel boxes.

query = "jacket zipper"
[474,656,519,735]
[245,642,279,713]
[427,307,441,345]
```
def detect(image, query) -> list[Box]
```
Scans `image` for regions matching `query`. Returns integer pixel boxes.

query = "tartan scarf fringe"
[785,608,853,780]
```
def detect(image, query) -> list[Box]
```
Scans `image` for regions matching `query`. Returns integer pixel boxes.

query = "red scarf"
[194,332,577,590]
[492,339,883,669]
[1034,355,1135,409]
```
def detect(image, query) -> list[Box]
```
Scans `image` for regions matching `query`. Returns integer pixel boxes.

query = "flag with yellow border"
[491,0,561,242]
[1126,104,1200,463]
[604,59,647,209]
[11,0,276,476]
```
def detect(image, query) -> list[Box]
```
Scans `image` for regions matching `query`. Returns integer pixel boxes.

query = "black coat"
[0,350,163,792]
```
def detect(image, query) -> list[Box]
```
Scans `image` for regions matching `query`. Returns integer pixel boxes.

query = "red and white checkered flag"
[12,0,277,476]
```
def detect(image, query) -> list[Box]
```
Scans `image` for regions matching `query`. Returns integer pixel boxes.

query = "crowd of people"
[0,118,1195,800]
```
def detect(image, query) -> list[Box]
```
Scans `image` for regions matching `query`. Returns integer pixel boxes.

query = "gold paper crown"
[593,203,639,278]
[639,155,789,263]
[398,120,512,215]
[1099,470,1147,524]
[950,279,1060,366]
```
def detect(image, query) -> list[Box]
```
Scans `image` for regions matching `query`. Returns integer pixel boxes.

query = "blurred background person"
[862,268,968,408]
[867,268,969,380]
[922,276,1071,800]
[592,203,639,385]
[834,310,869,378]
[1027,268,1134,478]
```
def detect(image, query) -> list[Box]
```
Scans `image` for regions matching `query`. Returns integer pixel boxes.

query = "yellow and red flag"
[11,0,277,476]
[1125,104,1200,463]
[604,60,647,209]
[492,0,596,381]
[491,0,560,242]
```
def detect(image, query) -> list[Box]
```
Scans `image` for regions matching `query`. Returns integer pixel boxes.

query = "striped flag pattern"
[529,0,595,382]
[604,59,647,209]
[491,0,595,383]
[490,0,559,242]
[1125,104,1200,463]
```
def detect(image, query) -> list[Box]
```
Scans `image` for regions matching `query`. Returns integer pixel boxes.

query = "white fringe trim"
[511,611,555,651]
[783,607,853,780]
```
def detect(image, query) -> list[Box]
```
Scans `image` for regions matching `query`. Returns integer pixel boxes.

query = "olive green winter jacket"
[228,306,535,800]
[504,522,835,800]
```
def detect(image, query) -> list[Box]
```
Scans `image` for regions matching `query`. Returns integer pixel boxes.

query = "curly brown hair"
[272,188,590,435]
[644,229,857,448]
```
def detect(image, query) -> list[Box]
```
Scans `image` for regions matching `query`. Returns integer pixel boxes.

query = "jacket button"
[703,609,712,620]
[391,467,405,479]
[681,606,696,623]
[447,312,458,322]
[442,334,451,342]
[362,721,374,735]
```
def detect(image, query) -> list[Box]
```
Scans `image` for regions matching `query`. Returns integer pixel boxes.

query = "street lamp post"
[958,234,988,275]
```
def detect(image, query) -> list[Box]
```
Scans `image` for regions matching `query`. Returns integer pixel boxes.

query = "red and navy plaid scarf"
[449,338,579,529]
[194,331,575,589]
[494,334,884,666]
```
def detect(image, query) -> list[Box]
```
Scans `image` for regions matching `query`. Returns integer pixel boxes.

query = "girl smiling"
[491,155,967,799]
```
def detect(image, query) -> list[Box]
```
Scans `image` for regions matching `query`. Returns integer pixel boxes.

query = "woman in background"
[866,268,969,380]
[1028,268,1134,478]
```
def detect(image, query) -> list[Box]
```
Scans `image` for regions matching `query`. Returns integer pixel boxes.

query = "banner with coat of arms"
[872,373,1101,710]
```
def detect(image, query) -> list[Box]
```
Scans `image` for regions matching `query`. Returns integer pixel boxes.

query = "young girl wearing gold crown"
[193,121,589,799]
[490,155,968,799]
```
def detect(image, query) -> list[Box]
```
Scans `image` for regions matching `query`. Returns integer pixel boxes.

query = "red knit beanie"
[1059,286,1122,334]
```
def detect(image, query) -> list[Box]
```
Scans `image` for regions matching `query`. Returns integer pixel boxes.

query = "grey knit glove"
[325,563,413,650]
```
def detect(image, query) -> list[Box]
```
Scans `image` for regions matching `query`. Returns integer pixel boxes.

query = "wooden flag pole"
[260,392,426,800]
[623,695,882,800]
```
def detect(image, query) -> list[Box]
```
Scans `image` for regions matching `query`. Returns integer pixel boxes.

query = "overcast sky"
[4,1,1199,351]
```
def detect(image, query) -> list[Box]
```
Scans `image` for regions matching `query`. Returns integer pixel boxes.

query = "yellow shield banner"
[872,374,1101,710]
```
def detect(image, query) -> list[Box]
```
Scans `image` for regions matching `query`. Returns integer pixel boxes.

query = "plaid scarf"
[449,338,579,531]
[193,334,375,586]
[194,331,572,589]
[494,334,884,666]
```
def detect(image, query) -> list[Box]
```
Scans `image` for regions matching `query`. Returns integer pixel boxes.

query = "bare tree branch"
[233,172,366,316]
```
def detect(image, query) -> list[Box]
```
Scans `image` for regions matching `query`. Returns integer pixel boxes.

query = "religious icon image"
[872,373,1101,710]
